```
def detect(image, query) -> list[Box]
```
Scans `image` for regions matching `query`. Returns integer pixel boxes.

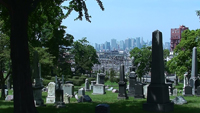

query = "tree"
[163,49,170,59]
[0,20,11,99]
[0,0,104,113]
[130,46,152,80]
[167,29,200,80]
[72,37,99,75]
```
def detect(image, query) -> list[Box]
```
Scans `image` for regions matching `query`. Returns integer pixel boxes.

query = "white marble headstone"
[46,82,55,103]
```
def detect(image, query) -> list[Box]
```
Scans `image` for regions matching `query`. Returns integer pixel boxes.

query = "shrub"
[43,79,53,86]
[105,76,109,82]
[72,76,79,79]
[68,79,84,86]
[44,76,51,80]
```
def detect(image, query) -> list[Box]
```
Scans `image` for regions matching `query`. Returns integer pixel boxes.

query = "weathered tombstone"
[85,79,90,91]
[54,79,65,108]
[143,84,149,98]
[46,82,56,103]
[32,51,45,107]
[99,73,105,84]
[183,86,193,96]
[63,83,74,97]
[95,104,110,113]
[78,88,85,96]
[128,68,137,97]
[5,95,13,101]
[78,95,92,103]
[188,47,198,95]
[112,89,119,93]
[90,81,96,90]
[134,83,144,99]
[143,30,174,112]
[63,93,70,104]
[171,96,187,105]
[196,86,200,96]
[93,84,106,95]
[173,89,177,96]
[118,64,128,99]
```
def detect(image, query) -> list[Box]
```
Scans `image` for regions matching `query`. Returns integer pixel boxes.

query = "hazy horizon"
[62,0,200,46]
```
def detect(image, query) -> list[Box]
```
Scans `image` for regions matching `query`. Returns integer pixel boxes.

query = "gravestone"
[99,73,105,84]
[134,83,144,99]
[171,96,187,105]
[32,51,45,107]
[128,66,137,97]
[85,79,90,91]
[46,82,56,103]
[143,84,149,98]
[93,84,106,95]
[5,95,13,101]
[184,86,193,96]
[143,30,174,112]
[189,47,198,95]
[63,83,74,97]
[118,64,128,99]
[78,95,92,103]
[63,93,70,104]
[65,81,73,84]
[54,79,65,108]
[90,81,96,90]
[173,89,177,96]
[78,88,85,96]
[95,104,110,113]
[196,86,200,96]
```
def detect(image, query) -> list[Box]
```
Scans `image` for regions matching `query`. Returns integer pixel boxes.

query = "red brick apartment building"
[170,25,188,51]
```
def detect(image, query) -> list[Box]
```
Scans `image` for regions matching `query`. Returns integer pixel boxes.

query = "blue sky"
[62,0,200,46]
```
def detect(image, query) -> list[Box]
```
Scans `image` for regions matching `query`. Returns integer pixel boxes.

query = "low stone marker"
[5,95,13,101]
[78,95,92,103]
[93,84,106,95]
[171,96,187,105]
[95,104,110,113]
[78,88,85,96]
[173,89,177,96]
[64,93,70,104]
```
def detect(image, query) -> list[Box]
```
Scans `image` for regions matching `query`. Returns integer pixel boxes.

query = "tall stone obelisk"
[143,30,174,112]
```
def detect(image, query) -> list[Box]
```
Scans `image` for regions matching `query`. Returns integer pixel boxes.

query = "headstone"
[173,89,177,96]
[75,94,79,100]
[189,47,198,95]
[63,83,74,97]
[32,51,45,107]
[118,64,128,99]
[134,83,144,99]
[171,96,187,105]
[90,81,96,90]
[63,93,70,104]
[85,79,90,91]
[5,95,13,101]
[196,86,200,96]
[99,73,105,84]
[78,88,85,96]
[184,86,193,96]
[46,82,56,103]
[95,104,110,113]
[54,79,65,108]
[143,84,149,98]
[78,95,92,103]
[128,68,137,97]
[93,84,106,95]
[143,30,174,112]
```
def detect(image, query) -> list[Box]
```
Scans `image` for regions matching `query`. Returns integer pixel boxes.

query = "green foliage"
[72,37,99,74]
[167,29,200,79]
[163,49,170,59]
[130,46,152,78]
[109,68,116,83]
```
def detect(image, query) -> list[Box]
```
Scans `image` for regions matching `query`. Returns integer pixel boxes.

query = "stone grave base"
[46,97,55,103]
[127,91,135,97]
[143,102,174,112]
[92,92,106,95]
[34,100,46,107]
[134,95,144,99]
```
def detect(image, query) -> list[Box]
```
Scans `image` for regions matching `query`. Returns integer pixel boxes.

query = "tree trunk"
[10,3,38,113]
[0,71,5,99]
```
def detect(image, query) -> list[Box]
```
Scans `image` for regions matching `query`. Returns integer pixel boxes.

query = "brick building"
[170,25,188,51]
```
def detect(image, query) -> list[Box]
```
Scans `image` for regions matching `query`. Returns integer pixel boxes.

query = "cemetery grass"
[1,83,200,113]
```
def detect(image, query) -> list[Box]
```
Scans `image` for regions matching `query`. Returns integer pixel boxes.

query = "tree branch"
[3,69,11,82]
[28,0,42,14]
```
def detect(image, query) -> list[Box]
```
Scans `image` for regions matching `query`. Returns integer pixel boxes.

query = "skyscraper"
[105,41,111,51]
[111,39,117,50]
[136,37,141,49]
[119,40,125,50]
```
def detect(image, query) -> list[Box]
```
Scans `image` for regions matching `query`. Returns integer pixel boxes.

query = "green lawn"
[1,83,200,113]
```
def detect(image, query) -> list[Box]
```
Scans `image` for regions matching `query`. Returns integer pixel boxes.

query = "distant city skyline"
[62,1,200,46]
